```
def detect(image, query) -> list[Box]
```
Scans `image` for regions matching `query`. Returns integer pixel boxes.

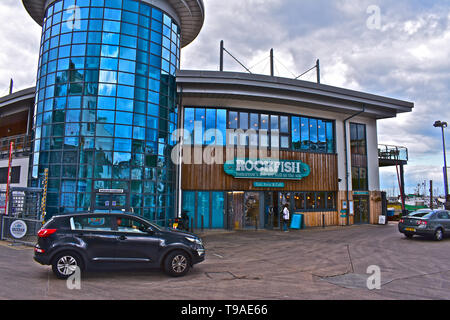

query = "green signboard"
[253,182,286,188]
[224,158,311,180]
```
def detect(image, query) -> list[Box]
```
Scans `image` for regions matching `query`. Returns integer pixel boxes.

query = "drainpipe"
[176,84,184,218]
[343,105,366,226]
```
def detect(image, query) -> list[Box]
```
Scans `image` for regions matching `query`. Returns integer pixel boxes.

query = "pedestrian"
[282,204,290,232]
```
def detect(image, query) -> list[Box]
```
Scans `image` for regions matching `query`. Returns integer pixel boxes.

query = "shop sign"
[10,220,28,239]
[354,191,369,196]
[224,158,310,180]
[253,182,285,188]
[98,189,124,194]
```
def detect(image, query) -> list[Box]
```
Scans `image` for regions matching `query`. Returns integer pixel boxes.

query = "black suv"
[34,212,205,279]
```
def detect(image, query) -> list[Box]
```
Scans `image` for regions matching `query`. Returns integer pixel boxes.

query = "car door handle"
[117,235,127,241]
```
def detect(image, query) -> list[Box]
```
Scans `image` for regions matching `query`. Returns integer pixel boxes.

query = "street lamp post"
[434,121,449,209]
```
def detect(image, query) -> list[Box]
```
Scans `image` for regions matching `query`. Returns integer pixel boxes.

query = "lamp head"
[434,121,448,128]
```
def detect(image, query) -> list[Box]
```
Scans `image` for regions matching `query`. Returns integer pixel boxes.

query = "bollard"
[322,214,325,228]
[201,215,204,232]
[190,217,194,233]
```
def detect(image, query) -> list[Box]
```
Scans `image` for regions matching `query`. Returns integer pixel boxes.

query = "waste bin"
[291,213,304,230]
[387,208,395,217]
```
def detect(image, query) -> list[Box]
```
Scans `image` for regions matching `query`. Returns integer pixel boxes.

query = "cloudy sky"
[1,0,450,195]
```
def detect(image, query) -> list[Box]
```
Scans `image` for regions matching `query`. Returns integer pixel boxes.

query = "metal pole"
[400,164,407,215]
[316,59,321,84]
[220,40,224,72]
[270,49,274,77]
[430,180,433,210]
[441,126,449,201]
[4,142,14,215]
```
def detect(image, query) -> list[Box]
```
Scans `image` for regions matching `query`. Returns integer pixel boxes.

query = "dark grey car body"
[34,212,205,277]
[398,210,450,241]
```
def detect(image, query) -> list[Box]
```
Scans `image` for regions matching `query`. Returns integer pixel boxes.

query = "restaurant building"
[3,0,414,228]
[176,71,413,229]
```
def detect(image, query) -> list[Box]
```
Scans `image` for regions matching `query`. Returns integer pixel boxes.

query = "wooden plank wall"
[181,146,339,192]
[302,211,339,227]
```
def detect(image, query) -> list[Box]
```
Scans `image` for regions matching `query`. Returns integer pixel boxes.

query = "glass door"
[244,192,260,229]
[353,196,370,224]
[226,192,245,230]
[264,191,279,229]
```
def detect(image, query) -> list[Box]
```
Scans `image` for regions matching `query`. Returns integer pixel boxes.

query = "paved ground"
[1,222,450,300]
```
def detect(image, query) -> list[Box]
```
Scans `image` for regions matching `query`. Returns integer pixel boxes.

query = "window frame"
[184,106,336,154]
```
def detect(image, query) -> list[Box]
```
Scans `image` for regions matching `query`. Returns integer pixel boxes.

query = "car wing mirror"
[146,227,154,234]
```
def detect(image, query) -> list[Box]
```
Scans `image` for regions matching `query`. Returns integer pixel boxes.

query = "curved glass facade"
[30,0,180,225]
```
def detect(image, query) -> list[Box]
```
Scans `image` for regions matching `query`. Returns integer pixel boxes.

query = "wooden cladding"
[181,146,338,191]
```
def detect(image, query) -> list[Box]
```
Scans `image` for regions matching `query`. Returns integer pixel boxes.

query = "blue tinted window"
[72,32,87,44]
[101,44,119,57]
[122,11,138,24]
[326,122,334,153]
[123,0,139,12]
[309,119,318,150]
[103,20,121,32]
[228,111,238,129]
[301,117,309,150]
[114,138,132,152]
[292,117,300,150]
[90,7,103,19]
[115,111,133,124]
[122,23,137,36]
[102,32,120,45]
[216,109,227,146]
[91,0,105,7]
[96,137,113,150]
[100,57,118,70]
[97,110,115,123]
[119,47,136,60]
[115,125,132,138]
[88,20,103,31]
[318,120,326,152]
[104,8,121,20]
[105,0,122,9]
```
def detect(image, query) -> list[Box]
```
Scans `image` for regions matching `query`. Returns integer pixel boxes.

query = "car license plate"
[405,228,416,232]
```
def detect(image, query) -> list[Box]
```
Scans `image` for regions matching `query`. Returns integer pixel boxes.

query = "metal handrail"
[378,144,408,162]
[0,134,32,154]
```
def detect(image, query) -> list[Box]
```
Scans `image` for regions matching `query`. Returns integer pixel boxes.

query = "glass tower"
[30,0,182,225]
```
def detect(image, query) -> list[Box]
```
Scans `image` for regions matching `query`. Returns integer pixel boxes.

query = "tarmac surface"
[1,222,450,300]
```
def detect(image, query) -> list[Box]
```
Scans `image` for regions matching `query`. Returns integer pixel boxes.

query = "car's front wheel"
[52,252,82,280]
[164,250,191,277]
[433,228,444,241]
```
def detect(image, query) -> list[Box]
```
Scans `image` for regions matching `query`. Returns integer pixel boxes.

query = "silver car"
[398,210,450,241]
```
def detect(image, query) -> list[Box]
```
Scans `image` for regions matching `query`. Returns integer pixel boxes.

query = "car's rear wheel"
[434,228,444,241]
[52,252,82,280]
[164,250,191,277]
